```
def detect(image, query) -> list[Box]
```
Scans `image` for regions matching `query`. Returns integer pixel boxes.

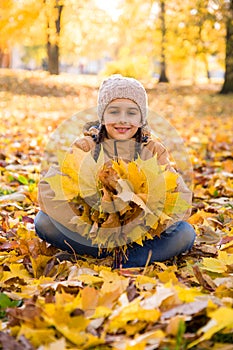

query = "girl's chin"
[113,135,134,140]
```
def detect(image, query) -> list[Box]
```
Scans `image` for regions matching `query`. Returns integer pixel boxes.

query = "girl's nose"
[118,111,127,123]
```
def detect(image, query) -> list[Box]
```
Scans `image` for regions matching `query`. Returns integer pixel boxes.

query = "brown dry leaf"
[166,315,187,336]
[0,332,35,350]
[80,286,99,317]
[193,264,217,291]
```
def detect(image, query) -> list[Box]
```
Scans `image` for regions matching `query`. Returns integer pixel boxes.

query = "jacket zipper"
[114,140,118,159]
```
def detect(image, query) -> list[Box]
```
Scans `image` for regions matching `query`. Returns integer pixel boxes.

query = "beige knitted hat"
[97,74,148,126]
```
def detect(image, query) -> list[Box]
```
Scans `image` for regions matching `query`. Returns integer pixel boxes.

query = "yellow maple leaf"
[113,159,148,198]
[135,275,157,289]
[174,285,203,302]
[92,305,112,319]
[201,257,228,274]
[17,326,56,348]
[116,179,152,215]
[108,298,160,332]
[77,274,103,285]
[112,159,128,179]
[78,146,104,197]
[80,286,99,317]
[0,263,31,283]
[45,147,84,201]
[145,213,159,228]
[201,251,233,273]
[30,255,53,278]
[126,161,148,193]
[217,250,233,265]
[188,209,214,225]
[136,160,166,210]
[45,173,80,201]
[45,147,104,201]
[43,303,90,346]
[57,148,85,183]
[157,269,178,284]
[164,170,179,191]
[127,225,147,245]
[164,192,190,215]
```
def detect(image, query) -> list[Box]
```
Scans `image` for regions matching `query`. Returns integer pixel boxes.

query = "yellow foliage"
[174,285,203,302]
[43,304,90,345]
[17,326,56,348]
[46,147,105,200]
[1,263,31,283]
[157,270,178,284]
[108,297,161,334]
[44,151,189,254]
[103,54,152,79]
[201,251,233,274]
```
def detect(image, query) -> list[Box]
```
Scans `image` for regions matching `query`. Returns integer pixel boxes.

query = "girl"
[35,74,196,268]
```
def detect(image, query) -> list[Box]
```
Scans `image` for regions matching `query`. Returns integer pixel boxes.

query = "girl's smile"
[114,126,131,133]
[103,99,141,140]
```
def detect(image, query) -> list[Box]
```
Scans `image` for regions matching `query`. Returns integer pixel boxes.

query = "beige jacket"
[38,130,192,237]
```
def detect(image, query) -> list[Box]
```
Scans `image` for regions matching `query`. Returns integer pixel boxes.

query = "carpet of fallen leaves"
[0,69,232,350]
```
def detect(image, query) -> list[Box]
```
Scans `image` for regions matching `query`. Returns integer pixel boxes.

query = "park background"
[0,1,233,350]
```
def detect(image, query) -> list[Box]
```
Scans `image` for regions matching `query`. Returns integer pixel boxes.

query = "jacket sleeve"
[38,165,81,232]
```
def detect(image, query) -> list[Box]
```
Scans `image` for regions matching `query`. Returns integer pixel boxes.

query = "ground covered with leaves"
[0,69,232,350]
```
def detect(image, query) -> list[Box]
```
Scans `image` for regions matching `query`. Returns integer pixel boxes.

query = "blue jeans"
[34,211,196,268]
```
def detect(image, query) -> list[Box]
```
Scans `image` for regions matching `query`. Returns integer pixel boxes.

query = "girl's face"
[103,99,141,140]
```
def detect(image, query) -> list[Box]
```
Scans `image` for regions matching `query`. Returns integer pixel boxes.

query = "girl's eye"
[109,110,118,114]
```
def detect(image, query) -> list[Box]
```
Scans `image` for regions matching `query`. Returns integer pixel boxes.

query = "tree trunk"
[204,58,210,81]
[47,42,59,74]
[158,0,169,83]
[0,49,10,68]
[192,56,197,85]
[47,1,63,75]
[220,0,233,94]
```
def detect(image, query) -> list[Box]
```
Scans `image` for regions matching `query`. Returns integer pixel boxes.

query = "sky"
[95,0,121,20]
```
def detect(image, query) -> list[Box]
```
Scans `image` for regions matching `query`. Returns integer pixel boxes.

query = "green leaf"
[17,175,29,185]
[0,293,22,319]
[0,293,21,309]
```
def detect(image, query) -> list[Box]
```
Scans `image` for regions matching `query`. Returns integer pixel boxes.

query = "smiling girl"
[35,74,196,268]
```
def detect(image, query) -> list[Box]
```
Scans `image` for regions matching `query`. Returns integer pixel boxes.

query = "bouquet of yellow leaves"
[46,146,190,254]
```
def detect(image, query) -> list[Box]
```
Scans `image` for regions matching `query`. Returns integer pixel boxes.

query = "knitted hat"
[97,74,148,126]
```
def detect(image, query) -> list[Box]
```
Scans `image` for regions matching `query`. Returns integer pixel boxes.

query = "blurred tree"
[0,0,113,74]
[44,0,63,74]
[105,0,154,78]
[158,0,169,82]
[165,0,225,82]
[0,1,10,66]
[102,0,224,83]
[60,3,114,66]
[0,0,229,83]
[0,0,43,67]
[220,0,233,93]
